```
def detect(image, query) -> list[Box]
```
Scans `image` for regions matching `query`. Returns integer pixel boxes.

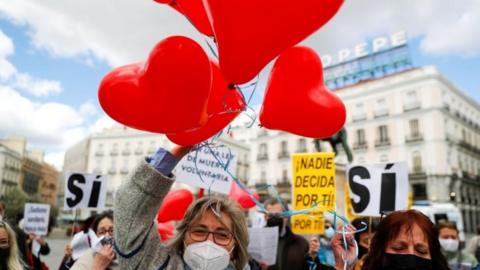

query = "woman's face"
[385,224,431,259]
[184,209,235,252]
[0,227,9,249]
[96,218,114,238]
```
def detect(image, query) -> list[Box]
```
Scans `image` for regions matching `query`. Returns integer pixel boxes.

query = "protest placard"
[346,162,408,216]
[24,203,50,236]
[248,227,279,266]
[64,173,108,209]
[174,146,237,194]
[291,153,336,234]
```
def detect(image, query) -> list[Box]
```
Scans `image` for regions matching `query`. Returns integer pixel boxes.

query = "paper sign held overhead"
[175,146,237,194]
[24,203,50,236]
[291,153,336,235]
[346,162,408,217]
[64,173,108,209]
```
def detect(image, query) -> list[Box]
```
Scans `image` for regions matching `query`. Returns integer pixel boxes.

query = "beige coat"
[70,249,120,270]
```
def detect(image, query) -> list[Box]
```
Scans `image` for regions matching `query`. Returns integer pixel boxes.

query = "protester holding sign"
[114,146,251,270]
[362,210,449,270]
[26,233,50,270]
[0,220,24,270]
[304,236,335,270]
[71,211,118,270]
[437,222,478,270]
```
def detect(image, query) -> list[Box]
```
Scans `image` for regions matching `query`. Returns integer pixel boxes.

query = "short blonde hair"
[169,197,249,269]
[0,221,24,270]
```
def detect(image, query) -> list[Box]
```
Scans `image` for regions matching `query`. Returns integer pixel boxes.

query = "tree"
[3,187,28,223]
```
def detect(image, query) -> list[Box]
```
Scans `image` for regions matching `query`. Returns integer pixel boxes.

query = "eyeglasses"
[97,227,114,236]
[188,226,233,246]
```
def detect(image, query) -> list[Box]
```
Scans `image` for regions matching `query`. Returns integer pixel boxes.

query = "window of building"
[356,129,366,145]
[297,139,307,152]
[412,152,423,173]
[280,141,288,153]
[282,169,289,183]
[260,167,266,184]
[258,143,268,160]
[412,183,427,200]
[409,119,420,137]
[378,125,389,142]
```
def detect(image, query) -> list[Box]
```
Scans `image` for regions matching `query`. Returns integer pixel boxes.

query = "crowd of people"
[2,145,480,270]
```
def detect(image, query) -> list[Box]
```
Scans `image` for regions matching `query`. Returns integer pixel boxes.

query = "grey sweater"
[114,160,185,270]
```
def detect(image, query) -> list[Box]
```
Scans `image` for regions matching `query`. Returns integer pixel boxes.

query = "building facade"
[231,66,480,233]
[40,163,59,205]
[62,125,250,219]
[0,144,22,197]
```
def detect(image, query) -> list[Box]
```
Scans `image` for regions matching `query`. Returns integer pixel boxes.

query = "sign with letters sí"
[175,146,237,194]
[291,153,336,235]
[346,162,408,217]
[64,173,108,209]
[24,203,50,236]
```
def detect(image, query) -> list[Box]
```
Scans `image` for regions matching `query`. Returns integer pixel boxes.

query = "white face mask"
[324,227,335,239]
[439,238,459,252]
[183,240,231,270]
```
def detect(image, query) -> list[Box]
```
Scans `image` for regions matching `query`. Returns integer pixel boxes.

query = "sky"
[0,0,479,169]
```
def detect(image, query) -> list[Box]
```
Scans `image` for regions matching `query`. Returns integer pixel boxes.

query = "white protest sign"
[248,227,279,266]
[71,229,97,260]
[24,203,50,236]
[174,147,237,194]
[346,162,408,216]
[64,173,108,209]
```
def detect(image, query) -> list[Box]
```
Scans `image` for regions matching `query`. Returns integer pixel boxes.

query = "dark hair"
[82,215,97,233]
[263,198,281,208]
[437,221,458,234]
[477,225,480,235]
[351,217,379,244]
[362,210,449,270]
[91,211,113,234]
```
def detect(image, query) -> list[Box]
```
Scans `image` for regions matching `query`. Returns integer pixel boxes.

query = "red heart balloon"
[203,0,344,84]
[157,189,194,223]
[157,221,175,241]
[99,36,212,134]
[229,181,260,209]
[259,46,346,138]
[167,62,246,145]
[154,0,213,36]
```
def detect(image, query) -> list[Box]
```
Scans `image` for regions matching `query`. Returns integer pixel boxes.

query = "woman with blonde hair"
[114,145,251,269]
[0,220,24,270]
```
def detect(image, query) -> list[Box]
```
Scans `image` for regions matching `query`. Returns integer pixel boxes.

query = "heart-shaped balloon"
[157,189,194,223]
[259,46,346,138]
[167,62,246,145]
[203,0,344,84]
[154,0,213,36]
[98,36,212,134]
[157,221,175,242]
[229,181,260,209]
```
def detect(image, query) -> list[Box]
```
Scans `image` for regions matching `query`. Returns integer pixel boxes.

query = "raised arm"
[114,145,193,269]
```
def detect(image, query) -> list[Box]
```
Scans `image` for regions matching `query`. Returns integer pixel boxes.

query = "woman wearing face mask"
[317,220,336,267]
[0,221,24,270]
[71,211,118,270]
[362,209,449,270]
[437,222,478,270]
[114,145,250,270]
[351,217,378,270]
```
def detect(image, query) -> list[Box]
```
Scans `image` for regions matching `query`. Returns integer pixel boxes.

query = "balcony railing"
[405,134,424,143]
[120,167,129,174]
[352,142,368,150]
[375,139,391,148]
[122,149,131,156]
[95,150,104,157]
[110,149,118,156]
[277,151,290,159]
[257,154,268,161]
[404,101,421,112]
[134,148,144,155]
[352,113,367,122]
[108,168,116,174]
[374,108,389,118]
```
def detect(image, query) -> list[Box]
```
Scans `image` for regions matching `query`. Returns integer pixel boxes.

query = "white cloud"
[0,29,63,96]
[79,100,98,117]
[0,85,86,151]
[0,0,479,68]
[44,151,65,170]
[12,73,62,96]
